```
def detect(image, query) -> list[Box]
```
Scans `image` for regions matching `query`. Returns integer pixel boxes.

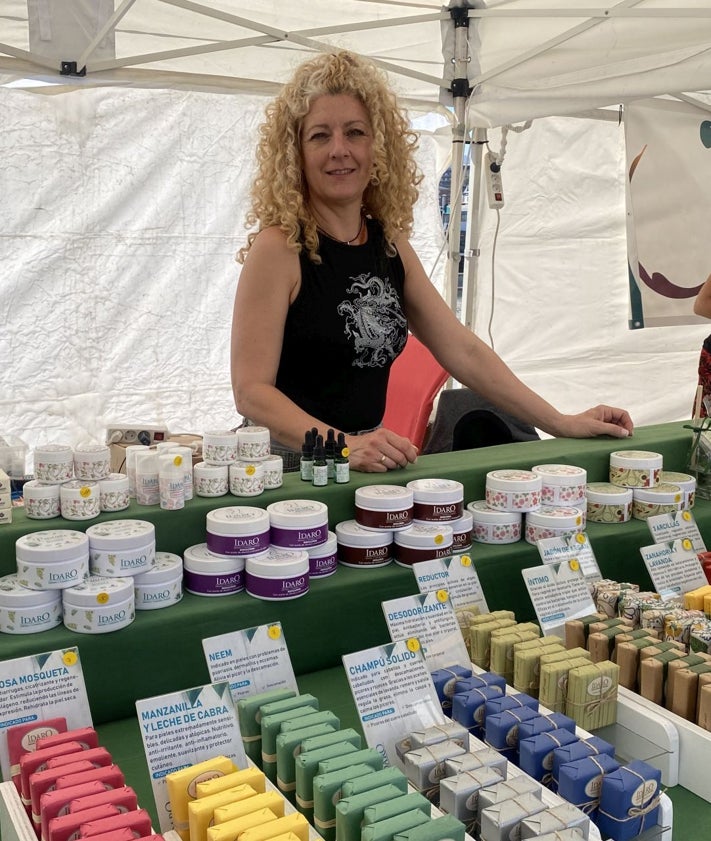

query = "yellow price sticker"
[62,650,78,667]
[434,534,444,545]
[436,589,448,603]
[459,554,472,567]
[267,625,281,640]
[96,592,110,605]
[341,447,350,457]
[246,465,256,476]
[569,559,580,572]
[575,533,586,544]
[79,486,92,499]
[173,455,183,467]
[682,538,692,551]
[406,638,420,653]
[683,511,692,522]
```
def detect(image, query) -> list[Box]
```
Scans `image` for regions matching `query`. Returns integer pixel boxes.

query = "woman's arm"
[694,274,711,319]
[230,228,418,471]
[397,236,633,439]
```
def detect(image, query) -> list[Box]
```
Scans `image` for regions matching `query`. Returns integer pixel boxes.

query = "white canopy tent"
[2,0,711,462]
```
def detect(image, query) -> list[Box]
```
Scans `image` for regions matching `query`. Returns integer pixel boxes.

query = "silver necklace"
[316,215,365,245]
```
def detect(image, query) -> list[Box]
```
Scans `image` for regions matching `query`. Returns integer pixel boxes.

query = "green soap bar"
[275,721,338,795]
[313,763,376,841]
[280,709,340,735]
[295,742,360,820]
[261,704,320,766]
[393,813,466,841]
[360,808,430,841]
[237,688,296,738]
[335,784,406,841]
[363,792,431,826]
[299,727,361,755]
[258,693,319,721]
[317,747,384,776]
[340,767,409,798]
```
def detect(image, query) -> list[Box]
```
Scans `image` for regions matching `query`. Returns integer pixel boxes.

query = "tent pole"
[461,127,484,334]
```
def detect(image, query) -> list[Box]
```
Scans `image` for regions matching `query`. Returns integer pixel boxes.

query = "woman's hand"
[345,428,419,472]
[554,405,634,440]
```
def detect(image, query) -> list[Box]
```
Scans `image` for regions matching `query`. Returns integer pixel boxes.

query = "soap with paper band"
[205,808,278,841]
[402,740,467,804]
[517,728,579,785]
[340,767,409,798]
[518,802,590,839]
[483,706,539,760]
[443,748,508,782]
[275,721,338,797]
[212,791,284,826]
[335,784,408,841]
[393,813,466,841]
[556,752,620,821]
[165,755,236,840]
[438,765,503,829]
[479,791,547,841]
[294,742,359,821]
[312,763,376,841]
[596,759,661,841]
[260,702,321,780]
[360,808,430,841]
[226,812,310,841]
[188,784,261,841]
[362,791,431,827]
[550,735,616,792]
[237,689,295,762]
[195,767,265,798]
[429,665,472,710]
[451,686,503,738]
[476,776,541,819]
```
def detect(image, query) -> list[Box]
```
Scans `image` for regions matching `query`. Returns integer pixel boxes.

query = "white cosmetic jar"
[73,444,111,481]
[206,506,271,556]
[393,523,454,568]
[531,464,587,507]
[22,480,61,520]
[467,500,522,544]
[245,547,309,601]
[86,519,156,577]
[354,485,414,531]
[229,461,265,497]
[485,469,542,513]
[335,520,393,568]
[0,574,63,635]
[609,450,663,489]
[267,499,329,549]
[261,455,284,490]
[449,510,474,554]
[407,478,464,523]
[98,473,130,512]
[15,530,90,591]
[202,430,239,466]
[236,426,271,461]
[59,480,100,521]
[632,483,684,521]
[524,505,585,545]
[133,552,183,610]
[307,531,338,579]
[660,471,696,509]
[585,482,633,524]
[62,575,135,634]
[33,444,74,484]
[194,462,229,497]
[183,543,245,596]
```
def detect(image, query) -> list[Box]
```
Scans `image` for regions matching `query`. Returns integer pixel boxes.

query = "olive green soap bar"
[340,766,409,798]
[317,747,384,776]
[299,727,361,755]
[276,718,339,795]
[313,763,376,841]
[295,742,359,820]
[335,783,406,841]
[393,813,467,841]
[237,688,296,761]
[260,703,321,780]
[363,791,431,826]
[360,808,430,841]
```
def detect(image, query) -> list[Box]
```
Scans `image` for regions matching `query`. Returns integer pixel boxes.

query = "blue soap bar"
[451,686,503,738]
[518,728,579,785]
[483,692,539,725]
[430,666,472,710]
[557,752,620,821]
[484,705,539,755]
[550,735,616,792]
[596,760,662,841]
[517,711,577,742]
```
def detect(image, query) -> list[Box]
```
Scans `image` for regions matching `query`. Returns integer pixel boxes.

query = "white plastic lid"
[245,546,309,578]
[660,471,696,490]
[206,506,270,536]
[16,530,90,563]
[335,520,394,547]
[238,426,270,441]
[22,480,60,498]
[448,510,474,533]
[531,464,587,485]
[184,543,245,573]
[229,461,265,476]
[586,483,633,503]
[74,444,110,457]
[62,575,134,607]
[307,531,337,558]
[466,500,522,525]
[60,480,99,498]
[354,485,414,511]
[406,478,464,504]
[633,483,683,504]
[34,444,73,462]
[0,574,63,608]
[203,430,239,444]
[609,450,663,468]
[133,552,183,584]
[86,519,156,550]
[194,462,229,477]
[394,523,454,549]
[526,506,585,528]
[485,469,542,492]
[99,473,129,489]
[267,499,328,528]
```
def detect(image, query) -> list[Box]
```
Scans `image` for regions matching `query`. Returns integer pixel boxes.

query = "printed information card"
[0,647,92,783]
[640,539,708,597]
[343,639,445,768]
[536,533,602,581]
[202,622,297,702]
[136,682,246,832]
[412,554,489,615]
[382,590,470,670]
[522,561,596,634]
[646,510,706,554]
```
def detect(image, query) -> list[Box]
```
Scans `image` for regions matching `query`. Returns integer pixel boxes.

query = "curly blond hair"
[237,50,422,264]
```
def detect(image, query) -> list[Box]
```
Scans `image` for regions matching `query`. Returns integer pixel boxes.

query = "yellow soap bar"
[238,812,310,841]
[188,784,258,841]
[166,755,236,839]
[206,808,278,841]
[214,792,285,825]
[197,767,266,798]
[684,585,711,612]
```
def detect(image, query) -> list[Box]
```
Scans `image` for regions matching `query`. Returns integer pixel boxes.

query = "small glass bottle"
[335,433,350,484]
[325,428,336,480]
[300,430,314,481]
[312,435,328,487]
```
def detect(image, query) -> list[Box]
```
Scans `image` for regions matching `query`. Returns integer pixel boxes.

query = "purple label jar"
[267,499,329,548]
[206,505,270,556]
[183,543,245,596]
[245,547,310,601]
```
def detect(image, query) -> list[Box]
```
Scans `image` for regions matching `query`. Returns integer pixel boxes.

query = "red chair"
[382,334,449,450]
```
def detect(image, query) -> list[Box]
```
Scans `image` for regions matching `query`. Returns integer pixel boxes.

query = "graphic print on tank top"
[336,272,407,368]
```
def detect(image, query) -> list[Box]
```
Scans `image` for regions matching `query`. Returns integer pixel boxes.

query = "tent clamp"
[449,7,470,28]
[60,61,87,77]
[450,77,472,98]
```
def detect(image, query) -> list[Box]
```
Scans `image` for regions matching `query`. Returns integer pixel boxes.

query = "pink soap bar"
[68,786,138,815]
[29,760,96,822]
[40,781,108,841]
[7,718,68,791]
[79,808,153,838]
[20,741,85,804]
[76,831,135,841]
[55,765,126,792]
[36,727,100,753]
[47,747,113,771]
[48,804,120,841]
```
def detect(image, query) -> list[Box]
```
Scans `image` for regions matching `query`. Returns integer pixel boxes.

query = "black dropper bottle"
[312,434,328,487]
[300,430,314,481]
[325,428,336,480]
[334,432,350,484]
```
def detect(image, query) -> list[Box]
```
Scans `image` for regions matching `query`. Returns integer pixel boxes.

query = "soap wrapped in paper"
[564,660,619,730]
[596,760,661,841]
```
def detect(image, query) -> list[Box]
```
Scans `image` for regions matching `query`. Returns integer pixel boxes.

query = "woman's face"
[300,94,374,209]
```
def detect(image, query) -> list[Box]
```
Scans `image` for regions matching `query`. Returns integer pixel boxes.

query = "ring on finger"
[380,454,387,465]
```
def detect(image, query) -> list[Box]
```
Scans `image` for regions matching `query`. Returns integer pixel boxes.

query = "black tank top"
[276,219,408,432]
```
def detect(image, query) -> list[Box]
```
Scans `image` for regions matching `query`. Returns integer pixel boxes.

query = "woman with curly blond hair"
[231,50,633,473]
